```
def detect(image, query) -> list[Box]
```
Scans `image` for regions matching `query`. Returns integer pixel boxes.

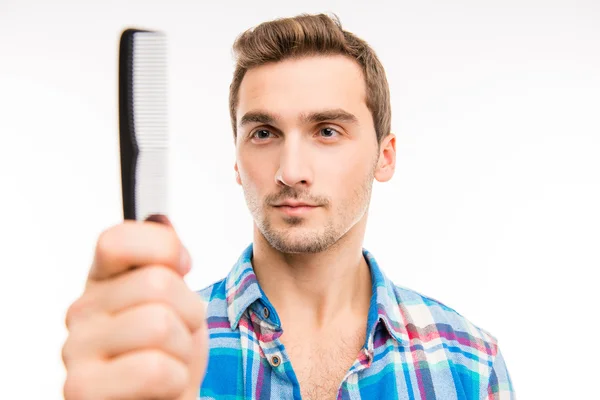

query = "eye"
[319,127,340,139]
[252,129,273,140]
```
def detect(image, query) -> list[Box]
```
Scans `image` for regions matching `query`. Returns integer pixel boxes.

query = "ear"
[234,162,242,185]
[374,133,396,183]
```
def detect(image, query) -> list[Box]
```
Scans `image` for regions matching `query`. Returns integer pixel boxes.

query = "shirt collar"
[225,243,409,346]
[362,249,410,348]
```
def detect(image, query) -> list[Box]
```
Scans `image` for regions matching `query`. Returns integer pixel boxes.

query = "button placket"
[250,305,284,371]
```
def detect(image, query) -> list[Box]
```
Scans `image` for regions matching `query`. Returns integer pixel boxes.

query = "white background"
[1,0,599,398]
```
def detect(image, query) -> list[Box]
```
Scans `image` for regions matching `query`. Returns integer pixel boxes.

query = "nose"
[274,135,313,188]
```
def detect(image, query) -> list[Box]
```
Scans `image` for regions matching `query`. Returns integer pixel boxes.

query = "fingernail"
[145,214,173,228]
[179,245,191,275]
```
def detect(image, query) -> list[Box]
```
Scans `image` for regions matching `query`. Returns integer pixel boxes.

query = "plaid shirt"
[197,244,515,399]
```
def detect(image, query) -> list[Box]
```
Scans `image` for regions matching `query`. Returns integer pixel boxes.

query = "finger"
[106,304,194,363]
[106,351,188,399]
[62,307,107,368]
[67,265,206,333]
[181,323,210,398]
[64,303,193,366]
[64,351,188,400]
[144,215,191,273]
[89,220,189,281]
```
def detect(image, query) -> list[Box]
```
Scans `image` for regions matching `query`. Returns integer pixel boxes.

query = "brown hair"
[229,13,391,146]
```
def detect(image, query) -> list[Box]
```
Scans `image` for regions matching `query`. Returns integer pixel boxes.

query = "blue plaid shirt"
[197,244,515,399]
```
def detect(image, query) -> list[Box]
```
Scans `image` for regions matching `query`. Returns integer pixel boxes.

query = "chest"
[281,329,365,400]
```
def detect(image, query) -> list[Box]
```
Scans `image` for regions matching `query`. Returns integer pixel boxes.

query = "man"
[62,13,515,400]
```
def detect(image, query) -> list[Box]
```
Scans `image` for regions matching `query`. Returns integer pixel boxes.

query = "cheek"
[324,150,371,185]
[324,166,361,205]
[238,158,274,194]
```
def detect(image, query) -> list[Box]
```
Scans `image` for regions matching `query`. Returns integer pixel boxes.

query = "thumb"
[144,214,192,276]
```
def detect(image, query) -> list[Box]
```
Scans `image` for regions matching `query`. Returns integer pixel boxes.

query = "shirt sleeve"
[482,346,516,400]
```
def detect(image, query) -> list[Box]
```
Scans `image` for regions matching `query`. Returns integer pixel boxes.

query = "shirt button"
[271,355,281,367]
[263,307,270,319]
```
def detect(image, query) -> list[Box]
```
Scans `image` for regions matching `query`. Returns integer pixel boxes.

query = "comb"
[118,28,169,221]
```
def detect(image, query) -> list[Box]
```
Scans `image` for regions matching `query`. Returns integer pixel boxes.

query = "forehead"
[237,55,368,122]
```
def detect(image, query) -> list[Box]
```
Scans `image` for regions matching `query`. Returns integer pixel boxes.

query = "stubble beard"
[243,163,377,254]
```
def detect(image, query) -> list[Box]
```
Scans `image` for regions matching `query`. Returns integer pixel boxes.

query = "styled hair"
[229,13,391,145]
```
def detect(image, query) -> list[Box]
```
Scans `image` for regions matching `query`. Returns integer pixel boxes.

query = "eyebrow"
[238,108,359,129]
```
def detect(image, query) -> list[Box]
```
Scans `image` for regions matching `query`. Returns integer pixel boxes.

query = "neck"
[251,216,372,332]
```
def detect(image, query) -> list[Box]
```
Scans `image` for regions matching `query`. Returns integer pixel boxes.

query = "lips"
[273,202,319,216]
[276,202,315,207]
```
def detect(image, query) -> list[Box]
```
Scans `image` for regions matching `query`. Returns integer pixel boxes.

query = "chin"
[268,238,331,254]
[261,224,340,254]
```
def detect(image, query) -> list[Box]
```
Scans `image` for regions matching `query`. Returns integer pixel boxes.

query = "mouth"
[273,204,319,217]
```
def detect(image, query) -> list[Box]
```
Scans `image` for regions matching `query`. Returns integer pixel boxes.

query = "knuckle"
[62,316,98,366]
[145,220,180,263]
[63,378,80,400]
[141,351,169,380]
[65,296,88,329]
[94,222,134,265]
[187,298,207,332]
[197,299,209,326]
[143,266,176,299]
[145,305,176,346]
[137,352,187,396]
[161,230,181,266]
[95,226,117,260]
[63,366,90,400]
[61,339,72,367]
[65,302,79,329]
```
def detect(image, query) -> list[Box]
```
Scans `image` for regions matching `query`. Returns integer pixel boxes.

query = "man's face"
[234,55,394,254]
